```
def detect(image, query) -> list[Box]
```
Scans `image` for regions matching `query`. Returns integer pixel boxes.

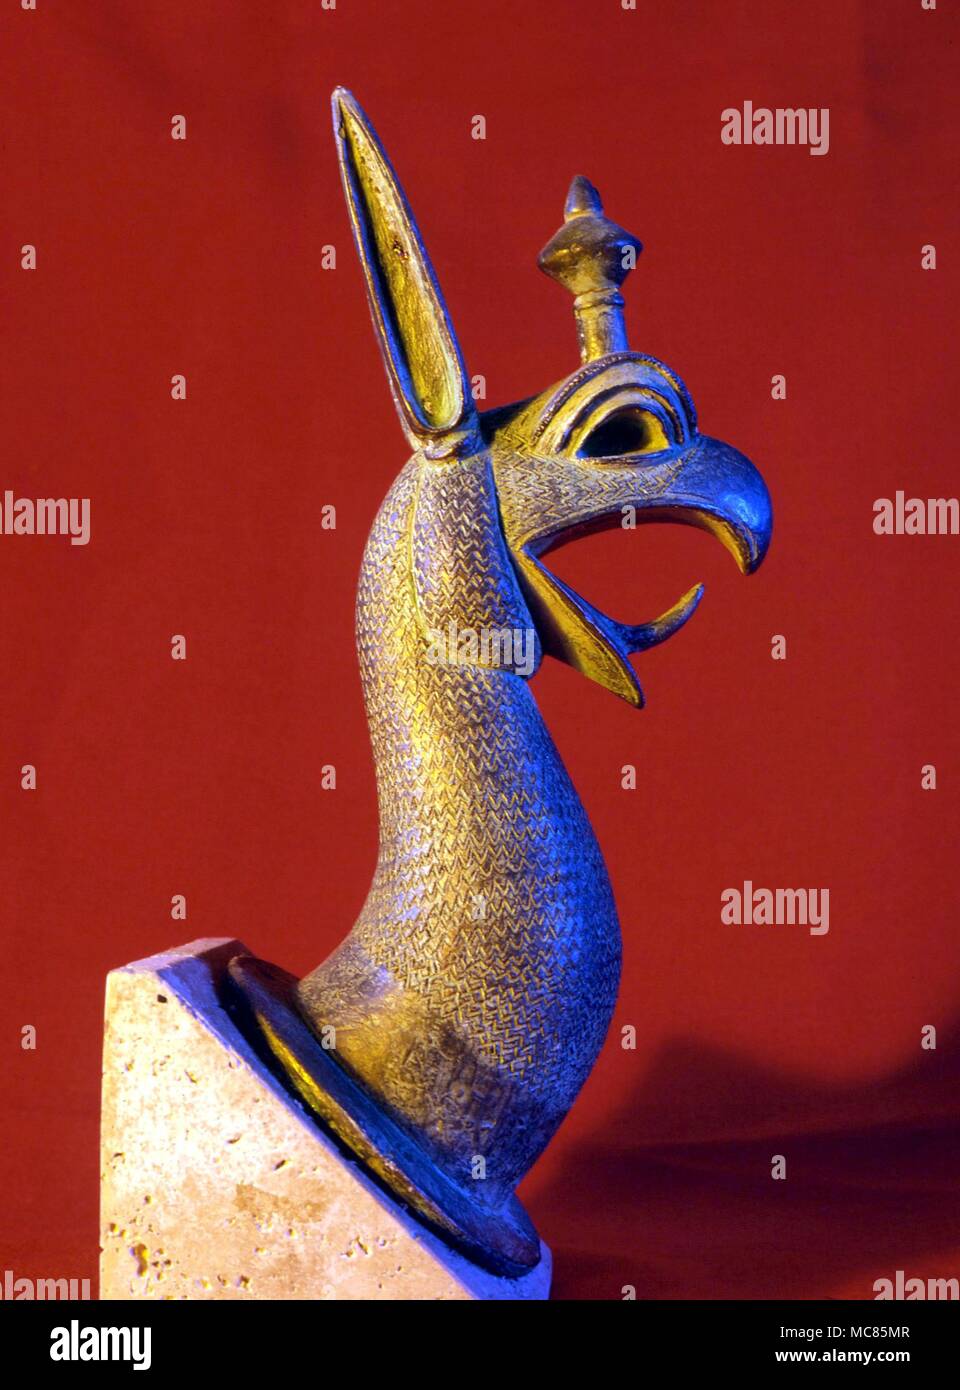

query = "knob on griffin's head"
[538,174,643,362]
[227,88,772,1281]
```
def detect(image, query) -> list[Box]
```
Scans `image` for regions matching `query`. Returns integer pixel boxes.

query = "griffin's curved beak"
[660,435,772,576]
[513,435,772,707]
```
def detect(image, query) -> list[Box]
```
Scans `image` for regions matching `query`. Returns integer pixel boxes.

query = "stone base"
[99,938,551,1301]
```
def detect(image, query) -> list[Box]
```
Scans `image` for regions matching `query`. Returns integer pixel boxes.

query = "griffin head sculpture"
[229,88,772,1278]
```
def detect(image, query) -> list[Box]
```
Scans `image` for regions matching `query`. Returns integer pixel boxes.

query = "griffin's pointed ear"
[332,88,476,448]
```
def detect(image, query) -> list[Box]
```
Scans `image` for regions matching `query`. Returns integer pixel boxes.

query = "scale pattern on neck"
[297,459,622,1196]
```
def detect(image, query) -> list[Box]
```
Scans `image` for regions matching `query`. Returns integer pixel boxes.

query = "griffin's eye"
[576,407,671,459]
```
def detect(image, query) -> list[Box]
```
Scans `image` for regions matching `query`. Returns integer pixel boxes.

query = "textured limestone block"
[100,938,551,1300]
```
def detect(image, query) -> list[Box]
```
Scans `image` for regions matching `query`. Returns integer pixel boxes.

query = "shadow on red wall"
[533,1023,960,1299]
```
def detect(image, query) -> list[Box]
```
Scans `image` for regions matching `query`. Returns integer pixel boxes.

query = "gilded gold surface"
[239,89,772,1263]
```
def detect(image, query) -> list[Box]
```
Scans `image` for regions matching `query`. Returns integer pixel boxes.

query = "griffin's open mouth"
[515,546,702,708]
[512,488,770,707]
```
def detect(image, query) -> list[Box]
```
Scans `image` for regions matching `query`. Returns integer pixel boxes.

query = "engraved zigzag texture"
[299,455,621,1189]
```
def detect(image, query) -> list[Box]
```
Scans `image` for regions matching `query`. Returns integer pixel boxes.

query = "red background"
[1,0,957,1300]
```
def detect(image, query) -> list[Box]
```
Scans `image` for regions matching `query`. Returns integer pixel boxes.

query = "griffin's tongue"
[603,582,704,655]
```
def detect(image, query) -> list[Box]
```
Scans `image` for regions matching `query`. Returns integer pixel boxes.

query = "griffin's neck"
[296,457,621,1198]
[356,460,566,859]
